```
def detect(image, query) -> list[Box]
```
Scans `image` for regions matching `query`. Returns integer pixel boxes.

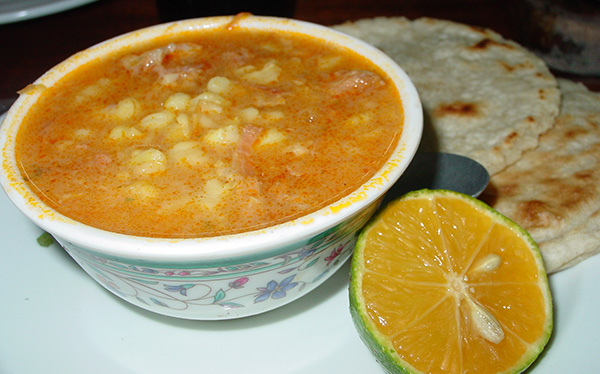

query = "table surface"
[0,0,598,99]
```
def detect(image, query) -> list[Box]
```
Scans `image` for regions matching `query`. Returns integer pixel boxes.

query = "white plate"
[1,112,599,373]
[0,0,98,24]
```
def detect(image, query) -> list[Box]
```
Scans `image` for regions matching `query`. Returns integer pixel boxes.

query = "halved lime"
[350,189,553,374]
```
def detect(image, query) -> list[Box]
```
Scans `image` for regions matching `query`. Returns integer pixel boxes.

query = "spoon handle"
[0,97,17,115]
[382,152,489,207]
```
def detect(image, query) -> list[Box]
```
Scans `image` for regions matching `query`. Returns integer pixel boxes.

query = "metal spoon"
[0,97,17,115]
[382,152,490,205]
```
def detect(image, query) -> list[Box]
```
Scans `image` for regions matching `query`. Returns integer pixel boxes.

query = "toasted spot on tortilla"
[434,102,479,117]
[469,38,515,50]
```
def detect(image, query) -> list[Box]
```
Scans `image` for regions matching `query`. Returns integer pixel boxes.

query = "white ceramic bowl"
[0,15,422,320]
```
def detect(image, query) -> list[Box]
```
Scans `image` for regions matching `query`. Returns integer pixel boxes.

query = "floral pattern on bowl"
[0,16,423,320]
[58,202,377,319]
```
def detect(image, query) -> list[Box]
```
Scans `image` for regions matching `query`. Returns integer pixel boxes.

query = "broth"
[15,26,403,238]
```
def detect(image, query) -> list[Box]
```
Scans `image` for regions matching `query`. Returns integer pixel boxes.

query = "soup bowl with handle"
[0,15,422,320]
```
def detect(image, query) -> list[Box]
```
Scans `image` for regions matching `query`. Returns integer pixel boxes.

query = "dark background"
[0,0,598,99]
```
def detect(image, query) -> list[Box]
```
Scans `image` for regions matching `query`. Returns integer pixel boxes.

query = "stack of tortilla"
[333,17,600,273]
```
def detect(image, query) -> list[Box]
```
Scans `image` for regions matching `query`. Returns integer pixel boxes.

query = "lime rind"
[349,239,418,374]
[349,189,554,374]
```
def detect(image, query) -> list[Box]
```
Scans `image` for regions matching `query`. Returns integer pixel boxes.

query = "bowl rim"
[0,15,423,262]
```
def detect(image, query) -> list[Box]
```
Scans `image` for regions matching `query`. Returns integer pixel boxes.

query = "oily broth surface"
[16,28,403,238]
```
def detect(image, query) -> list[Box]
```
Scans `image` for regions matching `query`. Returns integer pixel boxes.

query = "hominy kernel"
[164,93,191,111]
[108,125,143,140]
[176,113,191,130]
[165,114,192,142]
[346,112,373,127]
[234,65,256,76]
[239,107,259,121]
[115,98,140,120]
[73,129,92,139]
[257,128,286,147]
[121,55,140,69]
[207,76,231,94]
[198,178,228,209]
[204,124,240,146]
[264,110,284,120]
[125,180,159,199]
[192,92,229,113]
[195,113,217,128]
[129,148,167,176]
[197,101,223,113]
[193,92,229,106]
[318,55,342,70]
[242,61,281,85]
[168,141,207,167]
[139,111,175,130]
[76,79,111,104]
[285,143,309,156]
[161,73,179,85]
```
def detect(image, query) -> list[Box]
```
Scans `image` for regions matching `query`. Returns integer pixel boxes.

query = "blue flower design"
[164,284,195,296]
[298,247,318,260]
[128,265,158,274]
[255,275,298,303]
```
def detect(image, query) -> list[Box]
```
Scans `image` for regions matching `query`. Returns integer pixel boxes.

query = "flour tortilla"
[481,79,600,273]
[333,17,560,174]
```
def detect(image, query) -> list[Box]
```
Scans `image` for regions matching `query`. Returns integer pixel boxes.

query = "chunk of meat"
[327,70,385,97]
[233,125,264,176]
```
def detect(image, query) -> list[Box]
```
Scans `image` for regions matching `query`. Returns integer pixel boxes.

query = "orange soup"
[15,26,403,238]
